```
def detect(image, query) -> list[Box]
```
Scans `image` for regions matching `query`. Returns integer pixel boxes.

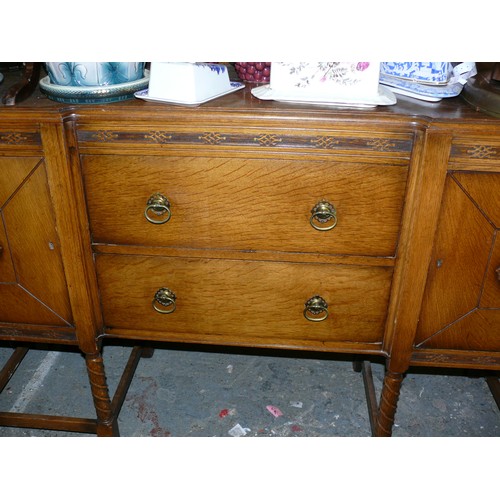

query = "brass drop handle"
[152,287,177,314]
[304,295,329,322]
[310,200,337,231]
[145,193,171,224]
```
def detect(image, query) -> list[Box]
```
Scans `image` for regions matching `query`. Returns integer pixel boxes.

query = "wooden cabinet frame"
[1,77,498,436]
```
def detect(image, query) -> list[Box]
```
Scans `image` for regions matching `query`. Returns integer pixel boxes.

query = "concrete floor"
[0,342,499,437]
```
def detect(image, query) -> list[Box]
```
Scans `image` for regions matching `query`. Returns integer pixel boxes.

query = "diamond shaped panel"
[416,174,495,345]
[0,157,72,326]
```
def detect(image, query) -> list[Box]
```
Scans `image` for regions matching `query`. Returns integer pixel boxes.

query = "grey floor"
[0,342,499,438]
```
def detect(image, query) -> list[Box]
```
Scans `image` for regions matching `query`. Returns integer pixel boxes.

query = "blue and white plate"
[379,73,464,102]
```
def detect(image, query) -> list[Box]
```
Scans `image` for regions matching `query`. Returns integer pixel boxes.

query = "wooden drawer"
[82,155,407,257]
[95,254,393,346]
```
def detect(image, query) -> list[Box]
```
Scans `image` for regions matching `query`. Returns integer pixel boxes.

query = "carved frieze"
[451,142,500,161]
[199,132,227,145]
[0,131,41,147]
[467,145,498,159]
[77,128,413,155]
[144,131,172,144]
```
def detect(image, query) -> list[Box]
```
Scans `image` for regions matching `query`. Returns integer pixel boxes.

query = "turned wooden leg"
[374,370,404,437]
[85,352,119,437]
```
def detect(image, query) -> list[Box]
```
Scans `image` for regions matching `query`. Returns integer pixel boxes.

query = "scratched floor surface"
[0,343,499,437]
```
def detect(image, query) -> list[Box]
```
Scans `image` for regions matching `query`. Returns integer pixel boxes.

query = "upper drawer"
[81,155,408,257]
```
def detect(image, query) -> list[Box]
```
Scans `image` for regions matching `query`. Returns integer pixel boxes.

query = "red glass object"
[234,62,271,83]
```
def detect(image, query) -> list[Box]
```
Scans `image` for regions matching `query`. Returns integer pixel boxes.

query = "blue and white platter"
[379,73,464,102]
[134,81,245,106]
[39,70,150,104]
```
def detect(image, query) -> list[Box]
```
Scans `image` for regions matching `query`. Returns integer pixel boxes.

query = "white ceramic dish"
[251,84,396,108]
[134,81,244,106]
[148,63,233,102]
[269,62,381,101]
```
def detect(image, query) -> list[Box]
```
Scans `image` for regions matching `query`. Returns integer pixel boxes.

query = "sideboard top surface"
[1,68,498,129]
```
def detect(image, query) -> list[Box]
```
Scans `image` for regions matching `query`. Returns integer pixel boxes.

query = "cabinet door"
[415,172,500,351]
[0,157,72,326]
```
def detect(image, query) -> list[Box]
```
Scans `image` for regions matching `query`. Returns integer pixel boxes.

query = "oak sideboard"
[1,70,499,436]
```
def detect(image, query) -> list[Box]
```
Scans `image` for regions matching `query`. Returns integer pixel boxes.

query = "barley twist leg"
[374,371,404,437]
[85,352,119,437]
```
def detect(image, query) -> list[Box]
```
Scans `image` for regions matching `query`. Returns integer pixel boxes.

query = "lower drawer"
[95,254,393,346]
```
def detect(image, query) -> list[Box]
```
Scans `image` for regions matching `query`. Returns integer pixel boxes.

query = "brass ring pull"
[152,287,177,314]
[304,295,329,322]
[145,193,171,224]
[310,200,337,231]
